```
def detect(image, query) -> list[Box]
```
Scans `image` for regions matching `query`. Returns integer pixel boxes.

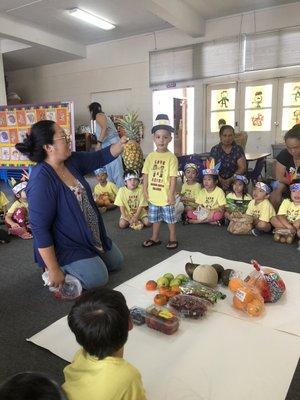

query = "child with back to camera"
[142,114,179,249]
[62,287,147,400]
[187,160,226,225]
[114,170,150,230]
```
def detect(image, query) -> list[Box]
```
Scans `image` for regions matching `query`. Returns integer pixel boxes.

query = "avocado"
[211,264,225,281]
[221,269,234,286]
[185,262,198,279]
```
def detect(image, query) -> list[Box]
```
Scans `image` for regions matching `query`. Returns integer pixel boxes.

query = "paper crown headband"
[184,163,198,172]
[290,183,300,192]
[255,181,272,194]
[202,159,221,176]
[124,171,140,181]
[233,174,249,185]
[151,114,174,134]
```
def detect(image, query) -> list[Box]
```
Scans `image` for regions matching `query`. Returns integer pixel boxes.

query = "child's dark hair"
[232,178,248,199]
[15,120,56,163]
[203,174,218,183]
[0,372,66,400]
[284,124,300,141]
[88,102,103,120]
[68,288,130,360]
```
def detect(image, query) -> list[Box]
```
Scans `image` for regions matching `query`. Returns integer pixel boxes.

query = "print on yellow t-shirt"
[114,186,147,219]
[278,199,300,222]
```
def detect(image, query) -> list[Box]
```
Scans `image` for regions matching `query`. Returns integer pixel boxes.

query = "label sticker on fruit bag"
[158,310,173,319]
[236,289,246,302]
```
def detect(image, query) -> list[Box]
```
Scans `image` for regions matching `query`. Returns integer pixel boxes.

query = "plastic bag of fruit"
[244,260,286,303]
[232,282,265,317]
[273,228,295,244]
[168,294,211,319]
[179,280,226,304]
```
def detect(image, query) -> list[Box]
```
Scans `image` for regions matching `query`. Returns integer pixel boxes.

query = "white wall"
[0,53,7,105]
[6,2,300,153]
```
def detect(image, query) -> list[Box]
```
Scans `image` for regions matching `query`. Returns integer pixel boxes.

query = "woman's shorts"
[148,203,176,224]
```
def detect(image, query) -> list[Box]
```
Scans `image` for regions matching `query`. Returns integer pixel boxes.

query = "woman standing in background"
[89,102,124,187]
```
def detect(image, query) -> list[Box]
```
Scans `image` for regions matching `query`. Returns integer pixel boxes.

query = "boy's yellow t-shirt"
[181,182,202,208]
[0,191,9,211]
[7,199,28,215]
[195,187,226,210]
[94,181,118,201]
[278,199,300,222]
[246,199,276,222]
[62,350,147,400]
[142,151,178,206]
[114,185,147,219]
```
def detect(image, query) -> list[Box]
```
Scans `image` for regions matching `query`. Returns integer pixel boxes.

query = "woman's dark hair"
[284,124,300,141]
[68,287,130,360]
[0,372,66,400]
[219,124,234,136]
[89,102,103,120]
[15,120,56,163]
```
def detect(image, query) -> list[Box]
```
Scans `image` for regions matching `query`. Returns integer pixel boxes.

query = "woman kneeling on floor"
[15,120,126,290]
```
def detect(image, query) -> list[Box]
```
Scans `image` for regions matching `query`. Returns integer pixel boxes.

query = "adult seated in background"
[89,102,124,188]
[16,120,126,290]
[210,124,247,191]
[270,124,300,210]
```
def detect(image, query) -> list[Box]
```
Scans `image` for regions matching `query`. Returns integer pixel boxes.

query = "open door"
[173,96,187,156]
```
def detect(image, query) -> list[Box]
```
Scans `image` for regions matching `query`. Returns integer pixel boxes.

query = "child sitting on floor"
[5,179,32,239]
[180,163,201,212]
[114,170,150,230]
[246,181,276,236]
[225,174,252,219]
[0,190,9,224]
[187,160,226,225]
[271,179,300,249]
[62,287,147,400]
[93,168,118,211]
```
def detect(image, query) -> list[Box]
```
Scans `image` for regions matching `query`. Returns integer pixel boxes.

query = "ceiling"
[0,0,297,71]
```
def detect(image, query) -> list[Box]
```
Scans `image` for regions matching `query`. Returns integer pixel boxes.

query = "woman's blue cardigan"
[26,146,116,268]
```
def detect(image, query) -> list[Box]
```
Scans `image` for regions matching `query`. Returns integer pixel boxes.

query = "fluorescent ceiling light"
[68,8,115,30]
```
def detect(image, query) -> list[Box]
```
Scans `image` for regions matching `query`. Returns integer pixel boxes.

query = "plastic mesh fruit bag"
[232,282,265,317]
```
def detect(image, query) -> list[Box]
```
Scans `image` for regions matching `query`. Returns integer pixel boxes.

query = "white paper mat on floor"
[28,282,300,400]
[125,250,300,337]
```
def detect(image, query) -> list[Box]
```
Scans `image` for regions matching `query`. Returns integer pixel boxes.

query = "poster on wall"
[0,101,74,167]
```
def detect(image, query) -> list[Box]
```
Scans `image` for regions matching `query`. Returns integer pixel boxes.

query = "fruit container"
[168,294,211,319]
[180,280,226,303]
[130,306,146,325]
[145,305,179,335]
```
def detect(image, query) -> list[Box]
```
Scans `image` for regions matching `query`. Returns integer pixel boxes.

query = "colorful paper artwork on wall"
[0,101,74,167]
[282,82,300,130]
[210,88,236,132]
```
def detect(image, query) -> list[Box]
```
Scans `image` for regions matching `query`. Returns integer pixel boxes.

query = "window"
[282,82,300,130]
[210,88,236,132]
[244,85,272,131]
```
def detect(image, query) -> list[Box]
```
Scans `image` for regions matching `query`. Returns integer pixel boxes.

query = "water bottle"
[42,271,82,300]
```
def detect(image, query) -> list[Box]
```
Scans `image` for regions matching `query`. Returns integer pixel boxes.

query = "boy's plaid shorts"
[148,203,176,224]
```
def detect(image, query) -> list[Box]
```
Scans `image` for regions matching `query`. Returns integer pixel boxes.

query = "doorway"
[152,87,194,155]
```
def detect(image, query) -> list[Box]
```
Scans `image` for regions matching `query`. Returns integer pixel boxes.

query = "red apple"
[146,280,157,291]
[154,294,168,306]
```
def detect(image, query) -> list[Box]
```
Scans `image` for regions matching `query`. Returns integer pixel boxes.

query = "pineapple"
[117,112,144,171]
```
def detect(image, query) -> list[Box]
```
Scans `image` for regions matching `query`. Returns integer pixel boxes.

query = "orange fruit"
[228,277,243,293]
[233,295,245,310]
[235,287,254,304]
[154,294,168,306]
[246,299,264,317]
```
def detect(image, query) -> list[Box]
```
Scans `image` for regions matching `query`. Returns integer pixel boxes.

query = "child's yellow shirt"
[7,199,28,215]
[94,181,118,201]
[62,349,147,400]
[142,151,178,206]
[114,185,147,219]
[181,182,202,208]
[246,199,275,222]
[278,199,300,222]
[195,187,226,210]
[0,191,9,212]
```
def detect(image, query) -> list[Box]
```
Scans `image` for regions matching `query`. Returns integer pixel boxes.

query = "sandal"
[142,239,162,248]
[166,241,178,250]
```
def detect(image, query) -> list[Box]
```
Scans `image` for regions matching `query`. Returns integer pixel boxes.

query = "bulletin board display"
[0,101,75,167]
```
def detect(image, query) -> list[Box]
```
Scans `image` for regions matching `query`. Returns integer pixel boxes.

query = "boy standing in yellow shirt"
[62,288,147,400]
[246,181,276,236]
[142,114,178,249]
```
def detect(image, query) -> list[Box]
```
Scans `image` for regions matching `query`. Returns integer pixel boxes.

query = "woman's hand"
[48,268,65,288]
[110,136,128,157]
